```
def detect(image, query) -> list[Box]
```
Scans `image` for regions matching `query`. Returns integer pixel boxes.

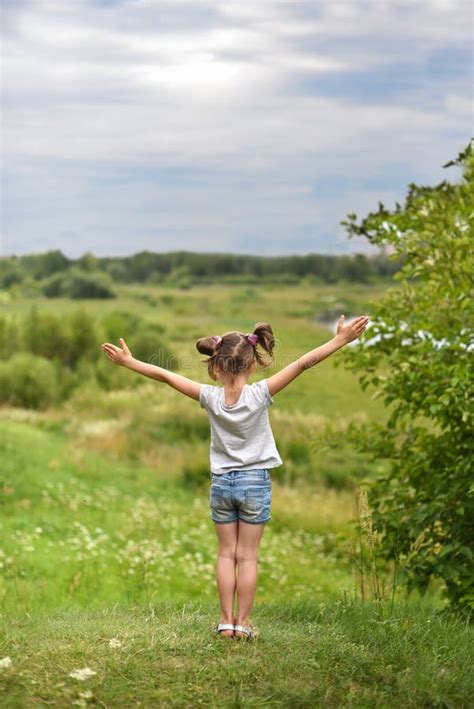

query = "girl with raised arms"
[101,313,370,639]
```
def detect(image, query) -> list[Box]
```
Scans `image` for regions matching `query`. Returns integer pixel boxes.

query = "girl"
[101,313,370,639]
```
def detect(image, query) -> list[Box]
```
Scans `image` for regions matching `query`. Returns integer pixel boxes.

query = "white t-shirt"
[199,378,283,475]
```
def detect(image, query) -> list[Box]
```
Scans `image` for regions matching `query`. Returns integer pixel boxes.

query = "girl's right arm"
[266,315,370,397]
[101,338,201,401]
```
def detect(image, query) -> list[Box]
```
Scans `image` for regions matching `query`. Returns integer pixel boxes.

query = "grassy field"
[1,283,472,707]
[2,599,473,708]
[1,419,472,707]
[0,419,358,612]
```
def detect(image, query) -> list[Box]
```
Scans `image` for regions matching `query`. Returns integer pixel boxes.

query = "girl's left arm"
[101,337,201,401]
[265,315,370,397]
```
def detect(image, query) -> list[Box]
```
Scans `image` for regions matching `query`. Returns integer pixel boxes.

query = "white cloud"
[1,0,471,257]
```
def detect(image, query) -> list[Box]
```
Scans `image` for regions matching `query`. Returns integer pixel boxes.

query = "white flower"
[71,688,94,705]
[0,657,12,669]
[68,667,97,681]
[108,638,122,649]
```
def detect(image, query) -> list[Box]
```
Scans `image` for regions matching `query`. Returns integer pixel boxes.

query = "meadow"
[1,283,472,707]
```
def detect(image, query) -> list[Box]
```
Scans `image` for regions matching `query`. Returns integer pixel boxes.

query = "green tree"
[23,307,71,364]
[0,314,23,360]
[67,308,101,367]
[20,306,99,368]
[22,249,70,279]
[334,141,474,612]
[77,251,99,272]
[0,258,24,288]
[42,267,116,299]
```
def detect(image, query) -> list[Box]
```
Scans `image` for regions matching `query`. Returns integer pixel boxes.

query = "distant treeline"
[0,249,402,297]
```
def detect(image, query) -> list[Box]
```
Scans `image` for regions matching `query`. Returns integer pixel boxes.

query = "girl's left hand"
[337,314,370,343]
[101,337,133,367]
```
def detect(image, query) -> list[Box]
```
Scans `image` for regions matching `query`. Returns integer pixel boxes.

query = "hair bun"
[196,335,222,356]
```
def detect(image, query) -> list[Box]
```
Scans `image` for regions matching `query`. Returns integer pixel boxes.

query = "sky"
[1,0,472,259]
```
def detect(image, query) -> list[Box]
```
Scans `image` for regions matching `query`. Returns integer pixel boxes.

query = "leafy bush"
[23,249,70,279]
[0,314,23,360]
[68,308,101,367]
[128,325,175,370]
[41,272,65,297]
[286,439,312,465]
[21,306,99,368]
[100,311,174,368]
[94,356,142,391]
[0,306,177,400]
[42,268,116,299]
[0,259,24,288]
[181,461,211,489]
[67,269,116,299]
[0,353,58,409]
[164,266,193,290]
[334,141,474,613]
[100,310,143,342]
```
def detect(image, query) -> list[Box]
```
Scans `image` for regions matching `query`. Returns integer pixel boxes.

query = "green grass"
[1,599,472,708]
[1,283,470,707]
[1,415,468,707]
[2,283,394,489]
[0,420,359,614]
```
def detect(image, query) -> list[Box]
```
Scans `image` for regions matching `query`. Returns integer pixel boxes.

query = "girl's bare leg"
[235,520,265,633]
[214,521,238,636]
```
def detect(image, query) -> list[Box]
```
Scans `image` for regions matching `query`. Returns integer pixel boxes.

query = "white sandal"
[233,624,257,640]
[213,623,235,636]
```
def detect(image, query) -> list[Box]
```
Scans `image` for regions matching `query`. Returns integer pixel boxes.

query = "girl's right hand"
[337,315,370,344]
[101,337,134,367]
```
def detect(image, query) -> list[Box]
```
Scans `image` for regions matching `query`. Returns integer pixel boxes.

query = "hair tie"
[211,335,222,348]
[246,333,258,346]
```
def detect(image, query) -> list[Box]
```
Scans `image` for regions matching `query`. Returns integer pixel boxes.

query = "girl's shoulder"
[199,383,221,410]
[248,378,273,407]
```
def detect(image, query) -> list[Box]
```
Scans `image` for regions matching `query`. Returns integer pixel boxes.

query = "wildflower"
[108,638,122,649]
[0,657,12,669]
[69,667,97,681]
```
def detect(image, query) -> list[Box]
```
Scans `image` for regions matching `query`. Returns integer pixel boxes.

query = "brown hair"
[196,322,274,382]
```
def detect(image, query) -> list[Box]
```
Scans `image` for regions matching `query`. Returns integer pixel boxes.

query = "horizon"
[2,246,394,261]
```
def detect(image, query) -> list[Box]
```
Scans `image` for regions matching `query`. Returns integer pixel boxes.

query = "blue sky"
[1,0,472,258]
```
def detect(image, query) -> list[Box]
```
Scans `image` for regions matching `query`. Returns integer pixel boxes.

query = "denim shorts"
[209,469,272,524]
